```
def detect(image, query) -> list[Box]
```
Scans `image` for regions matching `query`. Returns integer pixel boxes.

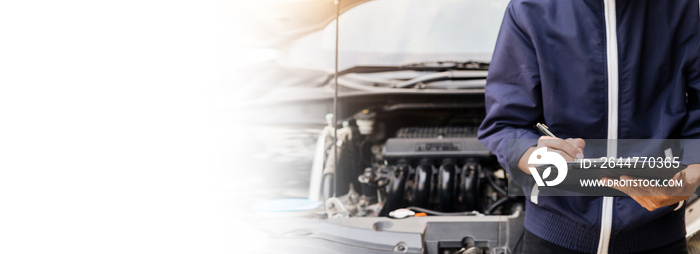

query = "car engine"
[316,106,520,218]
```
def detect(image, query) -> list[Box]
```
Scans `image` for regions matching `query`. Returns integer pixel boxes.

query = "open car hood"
[232,0,370,48]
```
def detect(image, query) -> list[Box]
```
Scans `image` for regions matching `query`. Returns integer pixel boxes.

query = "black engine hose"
[485,197,511,215]
[485,170,508,196]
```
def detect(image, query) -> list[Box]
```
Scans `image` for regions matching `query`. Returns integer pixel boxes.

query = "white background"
[0,0,254,253]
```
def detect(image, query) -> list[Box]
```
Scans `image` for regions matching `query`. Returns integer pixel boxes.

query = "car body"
[234,1,700,253]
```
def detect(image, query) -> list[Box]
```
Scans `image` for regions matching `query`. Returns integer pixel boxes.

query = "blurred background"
[0,0,234,253]
[0,0,510,253]
[229,0,509,252]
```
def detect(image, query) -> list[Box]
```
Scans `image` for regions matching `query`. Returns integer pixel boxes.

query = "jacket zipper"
[598,0,618,253]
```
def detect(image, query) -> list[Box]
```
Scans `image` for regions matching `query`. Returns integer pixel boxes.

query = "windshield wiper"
[338,61,489,75]
[394,70,486,88]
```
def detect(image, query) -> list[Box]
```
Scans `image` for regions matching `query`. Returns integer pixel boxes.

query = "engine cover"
[383,127,490,158]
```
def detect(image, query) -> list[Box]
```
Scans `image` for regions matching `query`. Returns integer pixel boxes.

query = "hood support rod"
[332,0,340,198]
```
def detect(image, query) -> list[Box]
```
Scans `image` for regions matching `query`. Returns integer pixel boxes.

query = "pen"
[536,122,586,161]
[536,123,557,138]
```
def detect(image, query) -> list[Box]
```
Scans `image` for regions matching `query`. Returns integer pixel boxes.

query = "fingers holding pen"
[537,136,584,161]
[534,123,585,161]
[565,138,586,151]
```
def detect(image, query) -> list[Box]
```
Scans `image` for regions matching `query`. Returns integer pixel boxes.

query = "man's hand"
[602,164,700,211]
[517,136,586,174]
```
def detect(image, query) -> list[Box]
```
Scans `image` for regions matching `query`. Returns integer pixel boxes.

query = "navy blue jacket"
[478,0,700,252]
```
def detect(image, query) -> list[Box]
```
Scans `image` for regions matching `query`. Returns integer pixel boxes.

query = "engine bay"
[316,104,523,219]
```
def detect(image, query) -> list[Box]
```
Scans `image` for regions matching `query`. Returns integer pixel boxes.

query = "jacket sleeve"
[681,39,700,195]
[680,38,700,204]
[477,3,541,190]
[682,39,700,167]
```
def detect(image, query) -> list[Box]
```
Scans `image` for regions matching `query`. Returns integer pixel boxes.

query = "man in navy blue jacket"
[478,0,700,253]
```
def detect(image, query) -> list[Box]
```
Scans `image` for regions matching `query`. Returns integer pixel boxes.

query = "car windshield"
[281,0,510,71]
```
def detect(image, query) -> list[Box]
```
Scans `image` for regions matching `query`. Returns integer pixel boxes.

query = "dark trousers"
[513,230,687,254]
